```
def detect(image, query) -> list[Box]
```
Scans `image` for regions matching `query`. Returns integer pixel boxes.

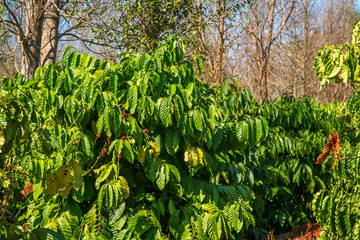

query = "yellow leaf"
[185,146,198,167]
[185,146,206,167]
[45,173,58,196]
[119,176,130,199]
[55,166,73,189]
[197,148,206,166]
[44,222,57,231]
[138,146,147,163]
[0,128,4,153]
[69,159,83,190]
[59,186,72,198]
[148,141,160,158]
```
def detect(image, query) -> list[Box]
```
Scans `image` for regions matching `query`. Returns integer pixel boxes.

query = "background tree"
[240,0,295,100]
[87,0,195,55]
[269,0,358,102]
[0,0,107,78]
[232,0,358,101]
[0,0,359,102]
[186,0,252,84]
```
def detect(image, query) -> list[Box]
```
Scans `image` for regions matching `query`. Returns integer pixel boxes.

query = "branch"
[271,1,296,43]
[59,32,117,49]
[1,0,26,39]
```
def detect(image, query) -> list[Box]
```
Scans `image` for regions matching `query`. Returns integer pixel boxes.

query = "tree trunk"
[215,0,226,84]
[260,0,276,100]
[21,0,44,78]
[302,0,309,96]
[41,0,60,66]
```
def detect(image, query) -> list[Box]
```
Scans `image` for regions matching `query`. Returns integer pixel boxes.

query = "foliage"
[0,37,266,239]
[90,0,195,52]
[312,131,360,239]
[0,36,355,239]
[310,87,360,239]
[314,18,360,86]
[311,17,360,239]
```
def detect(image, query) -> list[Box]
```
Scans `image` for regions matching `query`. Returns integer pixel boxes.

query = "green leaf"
[82,135,91,156]
[236,121,248,142]
[0,114,6,127]
[168,164,180,182]
[123,139,134,163]
[95,164,113,190]
[62,46,73,67]
[57,217,72,240]
[156,164,166,190]
[212,128,223,150]
[193,109,203,131]
[168,200,176,215]
[128,85,138,114]
[159,97,172,127]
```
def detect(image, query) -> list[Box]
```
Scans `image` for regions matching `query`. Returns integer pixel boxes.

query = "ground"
[267,223,321,240]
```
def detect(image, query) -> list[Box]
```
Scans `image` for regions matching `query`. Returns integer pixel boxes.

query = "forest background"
[0,0,359,102]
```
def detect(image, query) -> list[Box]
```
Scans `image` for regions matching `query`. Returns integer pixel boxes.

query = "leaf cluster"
[0,36,355,239]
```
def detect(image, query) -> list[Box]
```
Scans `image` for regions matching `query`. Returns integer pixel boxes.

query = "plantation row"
[1,30,360,239]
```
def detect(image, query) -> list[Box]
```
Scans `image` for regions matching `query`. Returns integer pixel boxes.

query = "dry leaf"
[316,132,341,164]
[20,181,33,196]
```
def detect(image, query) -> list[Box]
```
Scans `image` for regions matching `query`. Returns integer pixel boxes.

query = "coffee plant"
[312,18,360,240]
[0,37,270,239]
[0,34,357,239]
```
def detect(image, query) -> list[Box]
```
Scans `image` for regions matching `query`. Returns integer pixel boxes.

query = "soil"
[272,223,321,240]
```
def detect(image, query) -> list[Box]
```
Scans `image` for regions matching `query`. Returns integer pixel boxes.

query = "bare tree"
[274,0,358,102]
[0,0,107,78]
[242,0,295,100]
[186,0,250,84]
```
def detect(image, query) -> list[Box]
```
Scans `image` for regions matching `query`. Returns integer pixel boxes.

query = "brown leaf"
[316,132,341,164]
[59,186,72,198]
[316,142,332,164]
[20,181,33,196]
[338,72,344,83]
[333,132,341,159]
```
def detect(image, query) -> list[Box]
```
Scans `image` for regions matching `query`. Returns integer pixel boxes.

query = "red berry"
[7,164,11,168]
[117,154,121,159]
[107,137,111,141]
[89,174,92,176]
[96,131,100,137]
